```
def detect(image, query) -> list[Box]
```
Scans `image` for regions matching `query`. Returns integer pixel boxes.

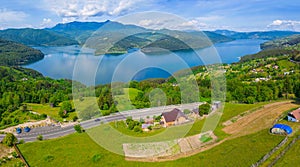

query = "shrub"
[133,126,143,133]
[37,135,43,141]
[2,133,18,147]
[44,155,54,162]
[92,154,103,163]
[74,124,83,133]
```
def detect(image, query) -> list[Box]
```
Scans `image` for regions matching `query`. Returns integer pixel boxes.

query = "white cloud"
[0,8,29,29]
[40,18,54,28]
[138,19,164,28]
[45,0,143,22]
[268,20,300,31]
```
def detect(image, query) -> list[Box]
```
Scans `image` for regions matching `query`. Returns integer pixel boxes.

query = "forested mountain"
[0,39,44,66]
[239,34,300,62]
[49,21,109,44]
[0,28,78,46]
[214,30,300,40]
[261,34,300,50]
[74,21,233,55]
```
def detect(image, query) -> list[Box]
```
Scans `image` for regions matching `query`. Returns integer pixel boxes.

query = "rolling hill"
[260,34,300,50]
[0,28,78,46]
[214,30,300,40]
[239,34,300,62]
[0,39,44,66]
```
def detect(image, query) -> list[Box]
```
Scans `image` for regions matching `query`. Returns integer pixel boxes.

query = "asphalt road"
[7,102,201,142]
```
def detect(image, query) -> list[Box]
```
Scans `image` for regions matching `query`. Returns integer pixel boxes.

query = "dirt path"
[223,101,298,138]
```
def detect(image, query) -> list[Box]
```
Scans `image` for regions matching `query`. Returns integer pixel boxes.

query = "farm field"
[18,129,284,167]
[223,101,299,138]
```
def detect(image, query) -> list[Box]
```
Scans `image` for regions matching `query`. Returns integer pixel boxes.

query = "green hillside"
[214,30,300,40]
[240,34,300,62]
[0,28,78,46]
[0,39,44,66]
[0,66,74,129]
[261,34,300,50]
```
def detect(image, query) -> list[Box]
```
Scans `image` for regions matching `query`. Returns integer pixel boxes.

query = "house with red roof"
[288,108,300,122]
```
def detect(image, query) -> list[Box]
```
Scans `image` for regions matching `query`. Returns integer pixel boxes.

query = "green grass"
[114,88,141,111]
[26,103,77,122]
[200,135,213,143]
[109,121,165,137]
[0,109,45,129]
[277,60,295,69]
[1,158,24,167]
[273,136,300,167]
[220,102,269,123]
[18,129,285,167]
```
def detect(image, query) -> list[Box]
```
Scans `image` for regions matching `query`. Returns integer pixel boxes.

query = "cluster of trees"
[125,117,143,133]
[58,101,73,118]
[226,74,300,104]
[198,103,211,116]
[0,66,73,127]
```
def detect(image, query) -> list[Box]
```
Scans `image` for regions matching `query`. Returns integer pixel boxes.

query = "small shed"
[271,124,293,135]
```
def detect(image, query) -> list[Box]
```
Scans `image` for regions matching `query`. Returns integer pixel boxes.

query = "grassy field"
[274,136,300,167]
[18,129,284,167]
[109,121,165,137]
[220,102,269,123]
[114,88,141,111]
[277,60,296,69]
[27,103,77,122]
[1,158,24,167]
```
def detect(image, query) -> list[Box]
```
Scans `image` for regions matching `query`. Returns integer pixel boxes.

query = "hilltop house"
[288,108,300,122]
[161,108,188,127]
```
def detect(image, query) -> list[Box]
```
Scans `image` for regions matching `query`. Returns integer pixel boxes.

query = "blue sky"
[1,0,300,31]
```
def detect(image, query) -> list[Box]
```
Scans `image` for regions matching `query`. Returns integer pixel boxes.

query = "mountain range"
[0,20,300,55]
[213,30,300,40]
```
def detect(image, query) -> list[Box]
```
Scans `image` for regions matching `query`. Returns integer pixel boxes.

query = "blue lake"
[25,39,265,85]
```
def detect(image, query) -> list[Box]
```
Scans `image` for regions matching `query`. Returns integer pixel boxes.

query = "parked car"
[94,118,100,122]
[16,127,22,134]
[24,126,31,133]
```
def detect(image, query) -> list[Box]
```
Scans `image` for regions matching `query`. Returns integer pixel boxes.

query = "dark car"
[24,126,31,133]
[94,118,101,122]
[16,127,22,134]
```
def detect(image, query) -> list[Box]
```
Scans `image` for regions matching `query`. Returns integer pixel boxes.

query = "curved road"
[1,102,201,142]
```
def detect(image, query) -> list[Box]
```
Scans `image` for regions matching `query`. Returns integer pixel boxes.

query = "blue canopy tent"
[271,124,293,135]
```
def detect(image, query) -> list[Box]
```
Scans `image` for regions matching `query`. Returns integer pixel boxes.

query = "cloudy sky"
[1,0,300,31]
